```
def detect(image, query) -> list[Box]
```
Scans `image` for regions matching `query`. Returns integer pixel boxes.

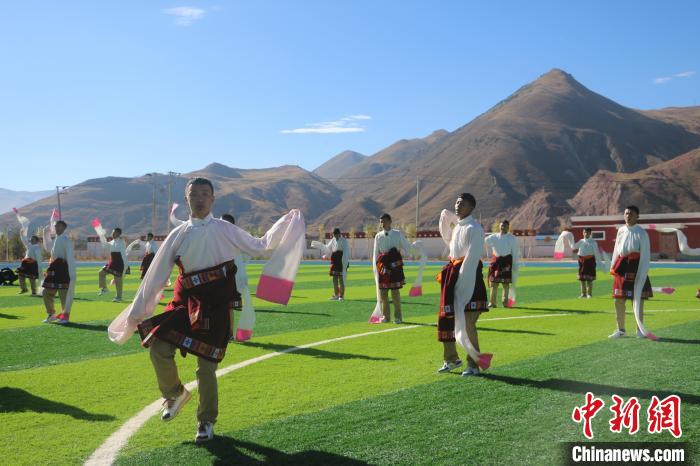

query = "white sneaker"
[43,314,58,323]
[394,318,402,324]
[328,296,339,301]
[56,318,69,325]
[195,421,214,443]
[112,297,122,302]
[586,295,592,299]
[161,388,192,421]
[636,329,645,338]
[608,329,626,338]
[578,294,586,298]
[98,288,108,296]
[437,360,463,373]
[338,297,344,302]
[461,367,481,376]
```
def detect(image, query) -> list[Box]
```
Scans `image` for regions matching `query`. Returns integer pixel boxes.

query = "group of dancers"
[9,179,698,443]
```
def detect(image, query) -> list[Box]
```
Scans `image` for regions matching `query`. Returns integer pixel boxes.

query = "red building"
[570,212,700,259]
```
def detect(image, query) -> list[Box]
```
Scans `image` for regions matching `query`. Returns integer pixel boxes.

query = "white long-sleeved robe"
[109,210,305,343]
[611,224,653,337]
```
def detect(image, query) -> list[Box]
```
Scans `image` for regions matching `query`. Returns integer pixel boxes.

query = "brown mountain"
[568,148,700,215]
[0,163,342,237]
[318,69,700,231]
[641,106,700,135]
[312,150,366,181]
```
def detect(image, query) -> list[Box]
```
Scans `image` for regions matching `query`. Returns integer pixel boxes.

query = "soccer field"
[1,263,698,465]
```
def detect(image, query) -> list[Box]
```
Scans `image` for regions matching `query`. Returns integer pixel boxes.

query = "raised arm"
[439,209,459,246]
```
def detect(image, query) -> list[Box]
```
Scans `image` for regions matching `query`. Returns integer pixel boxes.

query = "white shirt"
[103,237,128,265]
[145,240,158,255]
[127,214,281,321]
[574,238,598,257]
[327,236,348,253]
[485,233,519,258]
[25,243,42,262]
[614,224,649,257]
[374,229,411,254]
[49,233,76,277]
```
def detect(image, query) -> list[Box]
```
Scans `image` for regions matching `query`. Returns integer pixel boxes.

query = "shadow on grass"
[480,327,555,336]
[480,375,700,405]
[350,299,434,307]
[657,337,700,345]
[0,313,20,319]
[516,306,606,315]
[61,322,109,332]
[238,341,394,362]
[193,436,369,465]
[253,308,331,317]
[0,387,115,421]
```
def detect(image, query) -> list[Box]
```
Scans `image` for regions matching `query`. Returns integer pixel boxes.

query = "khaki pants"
[43,288,68,314]
[19,276,37,294]
[332,275,345,298]
[489,282,510,307]
[380,288,402,322]
[443,311,482,368]
[580,281,593,296]
[149,338,219,423]
[614,298,643,332]
[99,269,123,298]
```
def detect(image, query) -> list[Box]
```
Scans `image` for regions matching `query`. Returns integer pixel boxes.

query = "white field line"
[84,312,573,465]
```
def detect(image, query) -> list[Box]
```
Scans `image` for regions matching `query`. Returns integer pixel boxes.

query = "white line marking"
[86,312,572,465]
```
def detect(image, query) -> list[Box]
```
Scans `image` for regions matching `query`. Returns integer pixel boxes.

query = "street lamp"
[56,186,69,220]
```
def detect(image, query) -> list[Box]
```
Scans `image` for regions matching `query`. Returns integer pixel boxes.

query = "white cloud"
[281,115,371,134]
[653,70,695,85]
[162,6,205,26]
[674,71,696,78]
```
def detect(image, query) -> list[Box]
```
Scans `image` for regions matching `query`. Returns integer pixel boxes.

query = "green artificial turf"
[0,263,698,465]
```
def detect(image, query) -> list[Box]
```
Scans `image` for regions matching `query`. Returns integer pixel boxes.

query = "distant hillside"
[0,188,54,215]
[313,151,366,181]
[568,148,700,215]
[0,163,342,237]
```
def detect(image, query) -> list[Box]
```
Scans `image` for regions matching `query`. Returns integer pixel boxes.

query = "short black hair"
[55,220,67,228]
[333,228,341,235]
[221,214,235,224]
[501,219,510,225]
[583,227,592,234]
[186,177,214,194]
[625,205,640,215]
[380,213,392,221]
[458,193,476,207]
[114,228,122,235]
[147,232,154,238]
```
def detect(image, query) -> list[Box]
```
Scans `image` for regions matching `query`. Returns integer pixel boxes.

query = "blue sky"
[0,0,698,191]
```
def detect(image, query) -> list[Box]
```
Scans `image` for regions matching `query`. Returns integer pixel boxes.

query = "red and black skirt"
[103,252,124,277]
[140,252,155,279]
[611,253,652,300]
[377,248,405,289]
[42,258,70,289]
[137,259,242,363]
[488,254,512,284]
[17,258,39,279]
[577,255,597,281]
[329,250,344,276]
[437,259,489,342]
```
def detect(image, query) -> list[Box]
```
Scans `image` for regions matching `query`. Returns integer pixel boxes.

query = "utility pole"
[55,186,68,220]
[415,176,421,230]
[166,171,180,233]
[148,173,157,234]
